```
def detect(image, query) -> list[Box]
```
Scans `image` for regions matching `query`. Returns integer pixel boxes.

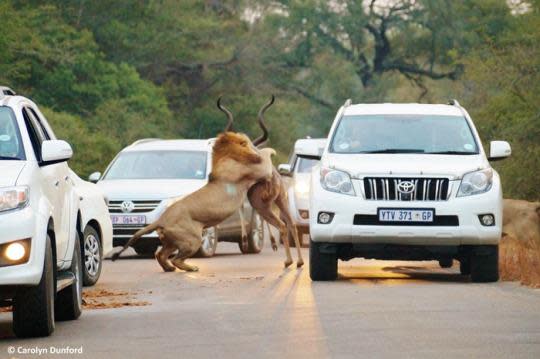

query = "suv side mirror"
[488,141,511,161]
[88,172,101,183]
[278,164,292,176]
[41,140,73,166]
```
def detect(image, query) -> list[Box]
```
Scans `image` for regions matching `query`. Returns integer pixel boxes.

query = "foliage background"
[0,0,538,200]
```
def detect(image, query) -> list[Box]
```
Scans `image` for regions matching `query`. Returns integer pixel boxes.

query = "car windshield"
[295,157,319,173]
[0,107,25,160]
[330,114,479,154]
[104,150,208,180]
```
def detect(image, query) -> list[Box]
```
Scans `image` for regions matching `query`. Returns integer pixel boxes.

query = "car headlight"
[320,168,355,196]
[0,186,29,212]
[457,168,493,197]
[294,180,310,196]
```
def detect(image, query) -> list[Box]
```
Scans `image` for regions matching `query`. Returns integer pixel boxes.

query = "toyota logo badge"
[397,181,415,194]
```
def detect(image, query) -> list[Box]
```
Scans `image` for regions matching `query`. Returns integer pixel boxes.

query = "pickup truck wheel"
[247,213,264,254]
[459,258,471,275]
[13,235,55,338]
[195,227,218,257]
[309,239,338,281]
[470,245,499,283]
[82,226,102,286]
[55,235,83,321]
[438,258,453,268]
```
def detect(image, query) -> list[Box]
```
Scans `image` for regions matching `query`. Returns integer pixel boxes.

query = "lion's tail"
[111,222,160,261]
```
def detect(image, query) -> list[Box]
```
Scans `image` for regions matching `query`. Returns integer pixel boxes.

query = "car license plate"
[378,208,434,223]
[110,215,146,225]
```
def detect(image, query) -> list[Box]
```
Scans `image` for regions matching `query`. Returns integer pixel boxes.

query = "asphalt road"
[1,242,540,359]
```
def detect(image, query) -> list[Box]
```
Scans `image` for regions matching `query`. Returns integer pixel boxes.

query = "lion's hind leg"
[169,228,203,272]
[156,243,177,272]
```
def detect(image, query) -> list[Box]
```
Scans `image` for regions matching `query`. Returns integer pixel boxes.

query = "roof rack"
[130,138,162,146]
[447,99,460,107]
[0,86,16,99]
[343,98,352,107]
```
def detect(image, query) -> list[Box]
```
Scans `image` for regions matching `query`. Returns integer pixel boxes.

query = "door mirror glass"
[41,140,72,165]
[488,141,511,161]
[278,164,292,176]
[88,172,101,183]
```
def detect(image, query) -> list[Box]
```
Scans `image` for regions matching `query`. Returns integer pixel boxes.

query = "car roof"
[294,138,326,157]
[123,139,212,152]
[343,103,463,117]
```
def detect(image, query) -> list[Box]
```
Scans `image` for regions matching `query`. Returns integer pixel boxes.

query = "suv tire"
[82,225,102,286]
[246,213,264,254]
[309,239,338,281]
[459,258,471,275]
[470,245,499,283]
[195,227,218,257]
[56,235,83,321]
[13,234,55,338]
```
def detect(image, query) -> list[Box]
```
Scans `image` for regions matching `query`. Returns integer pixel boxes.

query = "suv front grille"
[108,200,162,213]
[363,177,450,201]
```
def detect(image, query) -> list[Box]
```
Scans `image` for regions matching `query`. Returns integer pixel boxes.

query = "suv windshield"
[330,114,479,155]
[0,107,25,160]
[104,150,207,180]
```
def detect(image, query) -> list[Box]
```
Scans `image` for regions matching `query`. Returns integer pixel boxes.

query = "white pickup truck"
[0,87,112,337]
[309,100,511,282]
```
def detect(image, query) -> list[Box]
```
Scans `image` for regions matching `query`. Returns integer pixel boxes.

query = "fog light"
[318,212,334,224]
[299,210,309,219]
[479,214,495,226]
[5,242,25,261]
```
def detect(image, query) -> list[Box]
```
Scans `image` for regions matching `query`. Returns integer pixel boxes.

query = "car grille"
[363,177,450,201]
[108,200,162,213]
[112,225,150,238]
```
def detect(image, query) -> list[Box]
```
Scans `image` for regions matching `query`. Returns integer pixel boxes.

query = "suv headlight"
[0,186,29,212]
[457,169,493,197]
[320,168,355,196]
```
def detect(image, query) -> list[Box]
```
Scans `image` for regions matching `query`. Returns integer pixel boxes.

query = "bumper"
[287,188,310,227]
[0,207,47,286]
[309,176,502,246]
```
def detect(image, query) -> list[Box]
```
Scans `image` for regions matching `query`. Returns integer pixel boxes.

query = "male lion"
[112,132,275,272]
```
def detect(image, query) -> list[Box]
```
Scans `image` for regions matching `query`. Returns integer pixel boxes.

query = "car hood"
[0,161,26,187]
[322,153,488,179]
[97,179,207,200]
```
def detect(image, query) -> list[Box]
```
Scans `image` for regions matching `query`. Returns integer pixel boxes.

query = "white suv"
[0,88,111,337]
[278,138,326,246]
[90,139,264,257]
[309,100,511,282]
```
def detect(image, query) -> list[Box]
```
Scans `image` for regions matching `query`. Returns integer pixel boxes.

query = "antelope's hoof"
[162,267,176,272]
[284,259,293,268]
[296,260,304,268]
[272,244,278,251]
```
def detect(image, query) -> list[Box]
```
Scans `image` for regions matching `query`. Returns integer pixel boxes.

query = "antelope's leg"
[266,221,278,251]
[260,208,292,267]
[276,192,304,268]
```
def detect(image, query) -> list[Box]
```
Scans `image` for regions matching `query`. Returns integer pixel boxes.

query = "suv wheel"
[309,239,338,281]
[195,227,218,257]
[56,235,83,320]
[470,245,499,283]
[459,257,471,275]
[82,226,102,286]
[246,213,264,254]
[13,234,55,338]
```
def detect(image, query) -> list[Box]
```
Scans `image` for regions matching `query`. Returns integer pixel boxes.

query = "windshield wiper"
[426,151,476,155]
[0,156,22,160]
[362,149,425,154]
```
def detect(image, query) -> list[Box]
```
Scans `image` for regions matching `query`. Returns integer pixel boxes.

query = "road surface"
[1,243,540,358]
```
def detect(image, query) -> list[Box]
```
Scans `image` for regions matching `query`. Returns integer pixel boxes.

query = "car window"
[0,106,25,160]
[330,114,479,154]
[295,157,319,173]
[104,150,208,180]
[28,107,53,140]
[22,107,46,161]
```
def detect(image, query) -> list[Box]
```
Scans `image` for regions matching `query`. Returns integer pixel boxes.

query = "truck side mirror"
[278,164,292,176]
[88,172,101,183]
[488,141,511,161]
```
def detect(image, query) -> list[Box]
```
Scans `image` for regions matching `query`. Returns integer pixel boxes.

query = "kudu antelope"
[111,132,275,272]
[217,96,304,268]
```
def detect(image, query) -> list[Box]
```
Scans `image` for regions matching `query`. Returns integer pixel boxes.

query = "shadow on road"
[337,264,469,284]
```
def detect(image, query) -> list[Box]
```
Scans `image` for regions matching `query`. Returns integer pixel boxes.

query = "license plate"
[378,208,434,223]
[111,215,146,225]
